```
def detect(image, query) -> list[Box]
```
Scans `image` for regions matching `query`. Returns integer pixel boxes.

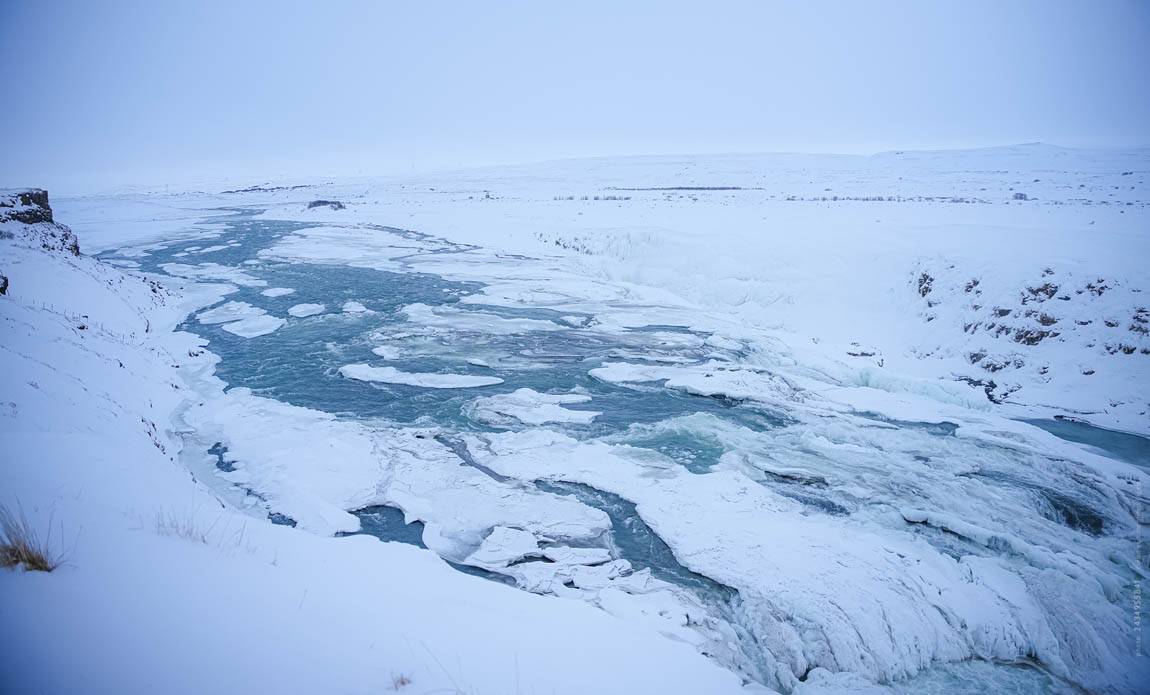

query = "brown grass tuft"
[0,503,64,572]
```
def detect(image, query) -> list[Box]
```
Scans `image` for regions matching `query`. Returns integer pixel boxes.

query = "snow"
[339,364,505,388]
[5,145,1150,694]
[287,302,325,318]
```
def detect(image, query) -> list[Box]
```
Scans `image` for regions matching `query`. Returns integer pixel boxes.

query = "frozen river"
[104,208,1147,693]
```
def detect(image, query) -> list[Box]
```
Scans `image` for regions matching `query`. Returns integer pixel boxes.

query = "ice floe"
[370,345,402,359]
[591,360,799,405]
[339,364,504,388]
[260,287,295,297]
[220,314,285,338]
[465,388,601,426]
[196,301,264,324]
[287,303,325,318]
[402,302,565,334]
[196,301,284,337]
[161,262,267,287]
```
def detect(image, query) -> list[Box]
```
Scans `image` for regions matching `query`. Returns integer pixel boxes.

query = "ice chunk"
[288,303,325,318]
[197,301,263,325]
[370,345,402,359]
[160,262,267,287]
[221,315,285,338]
[339,364,504,388]
[342,301,369,313]
[466,527,542,566]
[466,388,600,426]
[260,287,295,297]
[402,302,565,334]
[590,360,798,404]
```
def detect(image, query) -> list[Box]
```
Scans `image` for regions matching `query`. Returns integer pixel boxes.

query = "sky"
[2,0,1148,193]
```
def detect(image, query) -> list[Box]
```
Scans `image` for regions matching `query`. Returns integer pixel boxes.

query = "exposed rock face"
[306,199,346,210]
[0,188,80,256]
[1,189,53,224]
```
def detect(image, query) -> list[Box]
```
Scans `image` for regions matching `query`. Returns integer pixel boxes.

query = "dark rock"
[0,189,80,256]
[1013,328,1057,345]
[307,199,346,210]
[0,274,7,296]
[1023,283,1058,302]
[917,272,934,297]
[0,189,53,224]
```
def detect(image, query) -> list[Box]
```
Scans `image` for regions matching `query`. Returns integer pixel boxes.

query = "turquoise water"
[1022,417,1150,470]
[117,209,783,436]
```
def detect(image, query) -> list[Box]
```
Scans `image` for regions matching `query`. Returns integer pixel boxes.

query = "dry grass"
[152,508,257,558]
[0,503,64,572]
[154,509,216,544]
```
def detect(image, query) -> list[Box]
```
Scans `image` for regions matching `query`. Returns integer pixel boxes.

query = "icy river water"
[106,208,1147,693]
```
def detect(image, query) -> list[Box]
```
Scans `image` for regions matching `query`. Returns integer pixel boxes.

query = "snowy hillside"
[3,145,1148,695]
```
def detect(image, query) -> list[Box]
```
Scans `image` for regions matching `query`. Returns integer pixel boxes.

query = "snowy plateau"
[2,145,1149,694]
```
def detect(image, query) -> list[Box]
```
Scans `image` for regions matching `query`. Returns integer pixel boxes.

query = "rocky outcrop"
[0,189,53,224]
[0,188,80,257]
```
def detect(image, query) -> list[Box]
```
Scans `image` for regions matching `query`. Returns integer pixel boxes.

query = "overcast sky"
[2,0,1148,193]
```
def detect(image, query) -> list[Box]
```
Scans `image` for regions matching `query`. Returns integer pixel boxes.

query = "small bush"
[0,503,64,572]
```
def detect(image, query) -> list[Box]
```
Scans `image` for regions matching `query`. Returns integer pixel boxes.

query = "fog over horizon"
[2,0,1148,193]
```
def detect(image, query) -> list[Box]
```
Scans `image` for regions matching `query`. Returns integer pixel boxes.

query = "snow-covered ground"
[4,145,1149,694]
